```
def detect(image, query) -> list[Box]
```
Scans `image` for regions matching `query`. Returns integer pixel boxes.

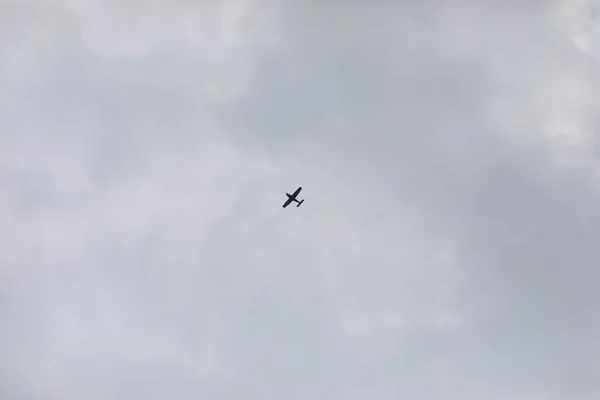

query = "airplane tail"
[296,199,304,207]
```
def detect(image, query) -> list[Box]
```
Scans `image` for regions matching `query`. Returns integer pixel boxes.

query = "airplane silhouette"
[282,186,304,208]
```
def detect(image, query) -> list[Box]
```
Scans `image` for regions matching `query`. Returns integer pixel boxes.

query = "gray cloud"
[1,1,599,399]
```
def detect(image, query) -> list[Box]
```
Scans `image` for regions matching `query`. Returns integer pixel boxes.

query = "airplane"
[282,186,304,208]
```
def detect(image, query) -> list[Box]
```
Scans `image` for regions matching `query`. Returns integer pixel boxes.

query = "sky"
[1,0,600,399]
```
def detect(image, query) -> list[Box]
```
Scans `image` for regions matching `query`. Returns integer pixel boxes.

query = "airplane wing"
[282,197,293,208]
[292,186,302,197]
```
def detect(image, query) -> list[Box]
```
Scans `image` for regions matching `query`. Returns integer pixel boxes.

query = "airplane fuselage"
[286,193,299,202]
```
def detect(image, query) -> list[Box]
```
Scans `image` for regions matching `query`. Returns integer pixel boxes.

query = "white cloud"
[1,1,600,399]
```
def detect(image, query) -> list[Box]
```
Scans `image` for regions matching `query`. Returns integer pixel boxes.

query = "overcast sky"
[1,1,600,399]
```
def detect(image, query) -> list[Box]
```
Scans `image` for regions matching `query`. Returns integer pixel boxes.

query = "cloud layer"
[1,1,600,399]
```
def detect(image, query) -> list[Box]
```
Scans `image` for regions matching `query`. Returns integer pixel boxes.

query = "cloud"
[1,1,599,399]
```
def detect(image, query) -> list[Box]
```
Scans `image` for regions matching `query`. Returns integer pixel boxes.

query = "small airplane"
[282,186,304,208]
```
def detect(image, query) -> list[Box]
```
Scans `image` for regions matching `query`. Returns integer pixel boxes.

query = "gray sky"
[1,1,600,399]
